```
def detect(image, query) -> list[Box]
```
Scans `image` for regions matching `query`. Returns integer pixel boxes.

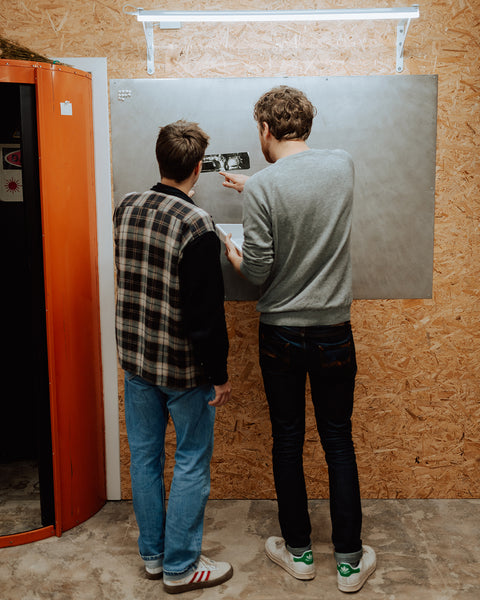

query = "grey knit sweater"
[240,148,354,326]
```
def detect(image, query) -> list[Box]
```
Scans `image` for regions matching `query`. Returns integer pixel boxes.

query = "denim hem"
[286,543,311,556]
[163,564,197,581]
[334,548,363,564]
[141,554,164,568]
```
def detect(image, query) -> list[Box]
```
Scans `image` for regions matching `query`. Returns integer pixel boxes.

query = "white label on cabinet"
[60,101,73,116]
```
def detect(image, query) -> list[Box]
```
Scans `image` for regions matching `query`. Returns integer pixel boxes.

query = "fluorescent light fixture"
[126,5,420,75]
[135,7,420,24]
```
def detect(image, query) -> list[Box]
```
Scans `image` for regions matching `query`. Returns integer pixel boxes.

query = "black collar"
[151,182,194,205]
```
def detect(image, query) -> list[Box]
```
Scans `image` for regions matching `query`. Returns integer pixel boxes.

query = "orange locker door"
[35,64,105,534]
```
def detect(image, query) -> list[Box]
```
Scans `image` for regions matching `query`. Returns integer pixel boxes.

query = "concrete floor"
[0,499,478,599]
[0,460,42,536]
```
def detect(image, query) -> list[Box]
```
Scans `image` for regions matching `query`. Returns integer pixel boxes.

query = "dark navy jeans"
[259,321,362,557]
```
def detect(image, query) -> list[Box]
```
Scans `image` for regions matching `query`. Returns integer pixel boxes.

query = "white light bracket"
[396,18,411,73]
[142,22,154,76]
[125,5,420,75]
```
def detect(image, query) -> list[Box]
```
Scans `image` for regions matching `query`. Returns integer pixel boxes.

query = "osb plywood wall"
[3,0,479,500]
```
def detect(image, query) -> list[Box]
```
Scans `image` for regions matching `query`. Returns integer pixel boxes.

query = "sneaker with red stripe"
[163,555,233,594]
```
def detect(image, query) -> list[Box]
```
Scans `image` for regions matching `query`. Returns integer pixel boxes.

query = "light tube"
[135,7,420,24]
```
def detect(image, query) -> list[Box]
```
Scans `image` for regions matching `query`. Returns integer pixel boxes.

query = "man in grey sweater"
[222,85,376,593]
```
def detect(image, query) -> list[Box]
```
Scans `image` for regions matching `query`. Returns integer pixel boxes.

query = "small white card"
[60,101,73,116]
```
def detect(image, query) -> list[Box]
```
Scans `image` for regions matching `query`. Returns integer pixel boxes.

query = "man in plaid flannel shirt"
[114,120,233,593]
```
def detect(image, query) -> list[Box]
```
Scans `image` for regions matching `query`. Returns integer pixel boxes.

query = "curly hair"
[254,86,317,141]
[156,120,209,182]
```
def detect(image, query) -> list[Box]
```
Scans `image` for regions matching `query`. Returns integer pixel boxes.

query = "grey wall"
[110,75,437,299]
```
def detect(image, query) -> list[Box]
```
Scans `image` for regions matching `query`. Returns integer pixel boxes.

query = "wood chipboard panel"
[4,0,479,501]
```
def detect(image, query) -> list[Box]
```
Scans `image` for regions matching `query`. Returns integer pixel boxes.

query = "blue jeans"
[259,322,363,560]
[124,372,216,578]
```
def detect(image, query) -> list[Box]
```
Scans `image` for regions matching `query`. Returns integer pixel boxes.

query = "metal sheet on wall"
[110,75,437,300]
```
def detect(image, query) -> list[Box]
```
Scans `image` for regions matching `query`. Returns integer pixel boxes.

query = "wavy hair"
[254,86,316,141]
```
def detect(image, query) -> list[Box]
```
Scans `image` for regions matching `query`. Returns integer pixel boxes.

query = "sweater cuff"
[211,369,228,386]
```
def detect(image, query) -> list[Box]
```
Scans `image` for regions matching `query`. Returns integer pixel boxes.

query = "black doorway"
[0,82,54,535]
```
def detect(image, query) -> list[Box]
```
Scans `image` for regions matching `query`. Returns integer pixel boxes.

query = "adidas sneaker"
[337,545,376,593]
[163,555,233,594]
[265,536,315,580]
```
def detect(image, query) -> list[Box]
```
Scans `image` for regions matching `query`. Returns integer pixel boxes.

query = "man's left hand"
[209,381,232,406]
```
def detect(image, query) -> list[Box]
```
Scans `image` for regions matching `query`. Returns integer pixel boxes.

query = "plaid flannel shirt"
[114,188,227,388]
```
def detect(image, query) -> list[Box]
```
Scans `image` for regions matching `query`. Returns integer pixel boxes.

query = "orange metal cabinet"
[0,59,106,546]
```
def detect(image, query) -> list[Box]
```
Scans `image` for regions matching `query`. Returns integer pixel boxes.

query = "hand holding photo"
[216,223,243,252]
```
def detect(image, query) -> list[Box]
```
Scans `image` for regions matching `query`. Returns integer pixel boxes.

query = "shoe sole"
[163,565,233,594]
[145,570,163,580]
[265,547,315,581]
[337,562,376,593]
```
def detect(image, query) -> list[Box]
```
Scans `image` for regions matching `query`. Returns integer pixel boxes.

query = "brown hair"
[254,86,316,141]
[155,120,209,182]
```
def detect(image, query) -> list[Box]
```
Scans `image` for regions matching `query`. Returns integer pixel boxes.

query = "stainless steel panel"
[110,75,437,300]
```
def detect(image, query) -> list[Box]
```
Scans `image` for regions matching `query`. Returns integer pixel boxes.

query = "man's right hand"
[209,381,232,407]
[225,234,243,275]
[219,172,249,193]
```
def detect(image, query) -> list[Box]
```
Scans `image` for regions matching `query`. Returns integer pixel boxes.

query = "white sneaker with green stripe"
[337,545,376,593]
[265,536,315,580]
